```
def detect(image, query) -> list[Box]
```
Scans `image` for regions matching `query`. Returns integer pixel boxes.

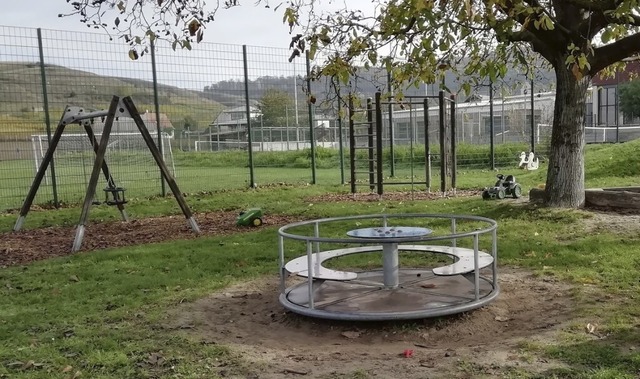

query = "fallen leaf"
[69,275,79,282]
[62,365,73,373]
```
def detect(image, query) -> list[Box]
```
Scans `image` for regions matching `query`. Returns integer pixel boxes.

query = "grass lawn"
[0,141,639,378]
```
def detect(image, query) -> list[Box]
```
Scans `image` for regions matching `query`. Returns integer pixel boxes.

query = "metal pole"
[37,28,58,207]
[306,51,317,184]
[450,94,457,192]
[243,45,256,187]
[616,73,620,143]
[285,106,290,150]
[501,89,505,144]
[293,64,300,127]
[150,40,167,196]
[438,91,446,194]
[375,92,384,195]
[387,71,395,177]
[337,90,345,185]
[489,81,495,170]
[367,98,375,190]
[530,76,535,154]
[423,98,431,191]
[348,95,356,194]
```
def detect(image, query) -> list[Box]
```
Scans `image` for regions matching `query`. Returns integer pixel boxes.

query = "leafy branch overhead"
[278,0,640,93]
[61,0,282,59]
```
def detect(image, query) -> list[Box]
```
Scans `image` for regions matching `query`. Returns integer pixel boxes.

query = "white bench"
[284,246,383,280]
[283,244,494,281]
[410,245,494,276]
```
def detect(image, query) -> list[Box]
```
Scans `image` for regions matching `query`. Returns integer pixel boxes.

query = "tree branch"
[591,32,640,74]
[499,28,556,63]
[563,0,622,12]
[523,0,573,36]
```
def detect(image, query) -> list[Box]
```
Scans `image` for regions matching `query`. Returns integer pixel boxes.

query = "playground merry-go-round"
[278,213,500,321]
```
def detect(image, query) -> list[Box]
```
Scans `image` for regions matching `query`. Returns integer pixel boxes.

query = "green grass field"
[0,139,639,378]
[3,140,639,212]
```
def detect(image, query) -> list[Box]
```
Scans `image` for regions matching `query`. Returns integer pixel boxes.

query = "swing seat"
[104,187,127,206]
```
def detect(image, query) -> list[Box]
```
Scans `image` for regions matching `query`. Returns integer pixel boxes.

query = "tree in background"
[619,80,640,122]
[258,89,296,128]
[66,0,640,208]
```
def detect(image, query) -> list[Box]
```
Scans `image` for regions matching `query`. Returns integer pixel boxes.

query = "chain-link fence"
[0,26,321,211]
[0,25,557,211]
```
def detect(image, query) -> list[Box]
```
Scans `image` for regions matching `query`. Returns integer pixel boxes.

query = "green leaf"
[309,44,317,60]
[462,82,471,95]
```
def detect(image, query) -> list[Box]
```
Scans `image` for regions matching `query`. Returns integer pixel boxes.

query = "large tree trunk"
[544,62,591,207]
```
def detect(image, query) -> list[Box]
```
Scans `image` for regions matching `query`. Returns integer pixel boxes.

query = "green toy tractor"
[236,208,264,227]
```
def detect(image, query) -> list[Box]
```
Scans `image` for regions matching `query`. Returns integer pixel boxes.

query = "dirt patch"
[0,211,300,267]
[581,210,640,235]
[170,268,575,378]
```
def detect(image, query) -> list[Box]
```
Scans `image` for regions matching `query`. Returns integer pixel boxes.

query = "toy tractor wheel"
[252,218,263,227]
[482,190,491,200]
[512,184,523,198]
[497,189,506,199]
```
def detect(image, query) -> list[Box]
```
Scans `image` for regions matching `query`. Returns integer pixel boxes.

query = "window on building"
[598,87,618,126]
[230,112,245,121]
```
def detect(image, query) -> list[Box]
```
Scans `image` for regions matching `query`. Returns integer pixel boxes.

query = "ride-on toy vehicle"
[482,174,522,199]
[236,208,264,227]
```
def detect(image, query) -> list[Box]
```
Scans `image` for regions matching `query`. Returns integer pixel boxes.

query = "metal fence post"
[489,81,495,170]
[37,28,59,207]
[530,77,535,154]
[387,71,395,177]
[337,88,345,185]
[438,90,446,194]
[306,51,317,184]
[243,45,256,187]
[450,94,457,192]
[423,98,431,192]
[375,92,383,195]
[150,39,167,196]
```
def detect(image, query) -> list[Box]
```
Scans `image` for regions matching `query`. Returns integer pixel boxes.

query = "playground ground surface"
[2,190,640,378]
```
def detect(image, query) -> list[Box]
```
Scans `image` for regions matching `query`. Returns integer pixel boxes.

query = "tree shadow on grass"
[533,326,640,378]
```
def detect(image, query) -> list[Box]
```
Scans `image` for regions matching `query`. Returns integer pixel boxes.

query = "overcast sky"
[0,1,376,90]
[0,0,373,48]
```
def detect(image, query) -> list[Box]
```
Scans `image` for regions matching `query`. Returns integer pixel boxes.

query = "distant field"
[2,140,639,211]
